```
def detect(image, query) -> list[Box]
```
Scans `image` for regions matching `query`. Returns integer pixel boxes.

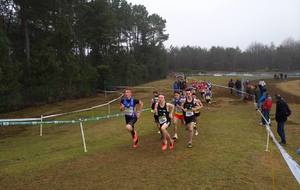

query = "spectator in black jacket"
[275,95,291,145]
[228,79,234,94]
[235,79,242,96]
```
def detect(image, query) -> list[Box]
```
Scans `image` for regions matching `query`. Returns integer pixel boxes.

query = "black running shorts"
[125,116,138,126]
[154,115,159,123]
[184,116,196,125]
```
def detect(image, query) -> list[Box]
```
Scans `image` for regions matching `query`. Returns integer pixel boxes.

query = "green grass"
[272,104,300,164]
[0,77,299,190]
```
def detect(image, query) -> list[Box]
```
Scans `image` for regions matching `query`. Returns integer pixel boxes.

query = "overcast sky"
[127,0,300,50]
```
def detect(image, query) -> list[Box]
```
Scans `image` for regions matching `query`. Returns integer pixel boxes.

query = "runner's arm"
[193,101,202,111]
[181,106,187,112]
[197,99,203,109]
[154,103,158,115]
[120,102,125,111]
[167,103,174,118]
[179,99,187,112]
[136,100,143,118]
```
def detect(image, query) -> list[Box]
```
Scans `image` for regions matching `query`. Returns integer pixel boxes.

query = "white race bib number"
[124,107,134,116]
[185,110,194,117]
[159,116,167,124]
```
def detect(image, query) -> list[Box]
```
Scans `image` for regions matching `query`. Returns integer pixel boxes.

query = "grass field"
[0,77,299,190]
[276,80,300,99]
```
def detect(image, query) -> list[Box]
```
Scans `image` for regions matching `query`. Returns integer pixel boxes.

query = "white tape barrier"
[257,109,300,185]
[115,86,175,91]
[212,82,299,185]
[0,117,42,122]
[115,86,155,89]
[211,83,255,97]
[212,82,300,185]
[0,92,123,122]
[97,90,119,93]
[43,93,123,119]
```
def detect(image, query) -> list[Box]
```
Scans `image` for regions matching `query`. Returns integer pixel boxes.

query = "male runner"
[172,91,185,140]
[181,89,201,148]
[151,91,160,134]
[120,89,143,148]
[154,94,175,151]
[192,92,203,136]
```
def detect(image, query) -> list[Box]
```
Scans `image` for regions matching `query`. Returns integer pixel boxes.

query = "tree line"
[0,0,168,112]
[1,0,299,113]
[167,39,300,72]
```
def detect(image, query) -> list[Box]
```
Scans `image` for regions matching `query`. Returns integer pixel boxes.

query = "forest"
[0,0,168,111]
[167,39,300,72]
[1,0,299,112]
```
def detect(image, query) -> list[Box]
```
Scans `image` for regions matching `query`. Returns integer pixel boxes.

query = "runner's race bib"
[159,116,168,124]
[185,109,194,117]
[124,107,134,116]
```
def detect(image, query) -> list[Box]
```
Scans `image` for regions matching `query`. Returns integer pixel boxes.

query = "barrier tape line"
[212,82,300,185]
[114,86,175,92]
[211,83,255,97]
[43,93,123,119]
[0,92,123,122]
[0,108,151,126]
[257,109,300,185]
[0,117,43,122]
[115,86,156,89]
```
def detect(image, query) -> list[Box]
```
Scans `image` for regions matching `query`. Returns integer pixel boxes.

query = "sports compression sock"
[131,128,135,138]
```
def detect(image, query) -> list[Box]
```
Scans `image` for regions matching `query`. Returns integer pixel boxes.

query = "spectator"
[235,79,242,96]
[257,91,267,112]
[258,81,267,99]
[280,73,283,79]
[275,94,291,145]
[262,93,272,126]
[228,79,234,94]
[253,85,259,103]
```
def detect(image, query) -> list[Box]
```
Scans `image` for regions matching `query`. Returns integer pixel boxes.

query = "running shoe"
[162,143,167,151]
[173,133,178,140]
[133,130,139,146]
[187,143,193,148]
[133,143,139,148]
[169,141,175,150]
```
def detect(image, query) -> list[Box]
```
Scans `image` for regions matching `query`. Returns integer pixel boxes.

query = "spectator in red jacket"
[262,93,272,126]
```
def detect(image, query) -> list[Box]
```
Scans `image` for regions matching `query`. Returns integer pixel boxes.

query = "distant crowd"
[274,73,288,80]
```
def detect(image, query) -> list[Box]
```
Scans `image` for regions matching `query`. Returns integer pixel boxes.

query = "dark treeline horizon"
[0,0,168,112]
[167,39,300,72]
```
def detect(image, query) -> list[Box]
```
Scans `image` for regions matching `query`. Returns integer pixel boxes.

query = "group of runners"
[191,81,213,104]
[120,87,204,151]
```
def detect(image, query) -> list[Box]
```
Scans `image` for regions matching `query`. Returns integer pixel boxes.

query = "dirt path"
[276,80,300,97]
